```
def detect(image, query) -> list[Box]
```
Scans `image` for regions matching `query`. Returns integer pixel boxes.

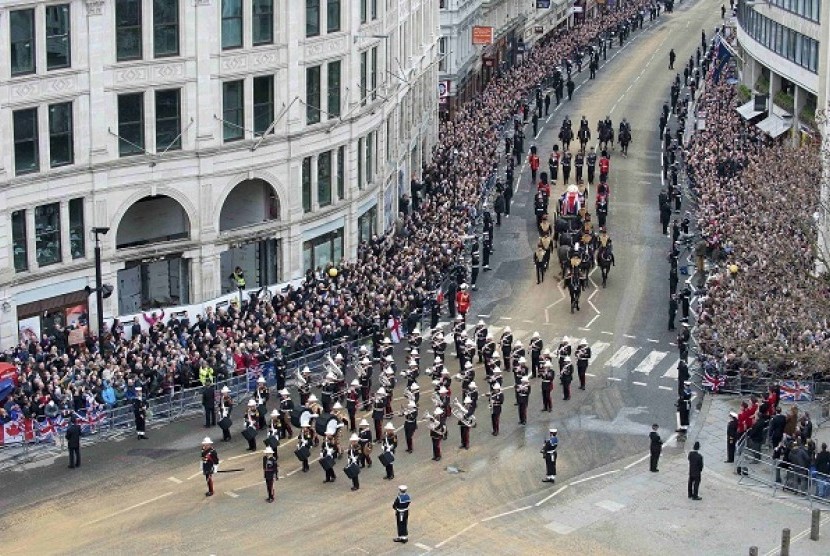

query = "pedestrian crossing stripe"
[604,346,639,368]
[631,351,668,375]
[590,341,611,361]
[662,359,680,379]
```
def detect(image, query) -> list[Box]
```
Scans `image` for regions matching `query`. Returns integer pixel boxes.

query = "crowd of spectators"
[684,47,829,382]
[0,2,657,425]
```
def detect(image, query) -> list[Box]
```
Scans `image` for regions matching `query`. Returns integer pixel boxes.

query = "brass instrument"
[404,389,416,404]
[452,397,476,428]
[324,354,345,381]
[427,413,443,433]
[379,371,392,389]
[431,391,442,407]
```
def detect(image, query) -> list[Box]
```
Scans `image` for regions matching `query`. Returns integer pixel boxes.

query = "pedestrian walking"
[393,485,411,543]
[669,48,676,69]
[688,441,704,500]
[649,424,662,472]
[66,416,82,469]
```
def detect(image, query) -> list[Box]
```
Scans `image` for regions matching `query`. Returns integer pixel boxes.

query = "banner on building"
[472,26,494,45]
[438,81,450,105]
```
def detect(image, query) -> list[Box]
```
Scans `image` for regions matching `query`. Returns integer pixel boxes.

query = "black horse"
[577,127,591,152]
[598,123,614,152]
[619,127,632,156]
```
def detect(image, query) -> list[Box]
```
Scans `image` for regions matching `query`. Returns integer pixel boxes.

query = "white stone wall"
[0,0,440,346]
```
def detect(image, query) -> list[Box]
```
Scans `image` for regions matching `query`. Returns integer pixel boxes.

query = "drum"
[290,406,308,428]
[241,426,257,442]
[343,463,360,479]
[264,435,280,451]
[315,413,335,436]
[294,445,311,461]
[378,451,395,466]
[218,416,232,431]
[319,455,335,471]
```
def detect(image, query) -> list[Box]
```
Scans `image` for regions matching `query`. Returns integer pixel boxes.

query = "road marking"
[588,287,599,301]
[658,385,673,391]
[534,485,569,507]
[571,469,619,486]
[187,471,203,480]
[588,300,600,314]
[434,522,478,548]
[585,314,600,328]
[500,317,513,321]
[600,331,613,336]
[624,454,650,470]
[590,341,611,360]
[167,477,182,484]
[225,491,239,498]
[662,359,680,379]
[87,492,174,526]
[586,373,596,377]
[605,346,639,368]
[646,338,659,343]
[414,542,433,551]
[228,452,259,461]
[522,319,534,324]
[477,314,491,319]
[480,505,533,522]
[632,381,647,386]
[622,334,636,339]
[545,309,550,323]
[632,351,668,375]
[607,377,622,382]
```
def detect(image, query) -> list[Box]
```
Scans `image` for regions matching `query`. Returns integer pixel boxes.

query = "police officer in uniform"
[263,446,277,502]
[201,437,220,496]
[677,381,692,434]
[392,485,411,543]
[542,429,559,483]
[649,424,662,472]
[726,412,738,463]
[133,387,149,440]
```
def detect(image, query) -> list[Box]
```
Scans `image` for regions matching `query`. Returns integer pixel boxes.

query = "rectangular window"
[306,0,320,37]
[222,0,243,49]
[154,0,179,57]
[10,9,36,75]
[118,93,144,156]
[366,132,374,184]
[49,102,74,167]
[327,0,341,33]
[253,0,274,45]
[12,210,28,272]
[253,75,275,136]
[69,198,85,259]
[306,65,321,125]
[360,50,368,105]
[155,89,181,152]
[302,156,312,212]
[13,108,39,175]
[223,80,244,141]
[318,151,332,207]
[438,37,447,72]
[357,138,364,189]
[35,203,62,267]
[358,205,377,244]
[116,0,143,61]
[327,60,341,117]
[371,0,377,19]
[337,145,345,199]
[46,5,71,70]
[303,228,343,270]
[370,46,378,101]
[360,0,367,23]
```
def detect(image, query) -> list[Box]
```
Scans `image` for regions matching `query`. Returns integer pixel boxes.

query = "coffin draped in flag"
[560,185,583,215]
[779,381,812,402]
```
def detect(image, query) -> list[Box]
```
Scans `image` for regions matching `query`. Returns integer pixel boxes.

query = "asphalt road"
[0,2,724,554]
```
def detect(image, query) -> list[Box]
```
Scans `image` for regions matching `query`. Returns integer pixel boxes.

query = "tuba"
[296,368,308,386]
[324,354,345,381]
[427,413,443,433]
[379,371,392,389]
[431,390,442,407]
[452,397,476,428]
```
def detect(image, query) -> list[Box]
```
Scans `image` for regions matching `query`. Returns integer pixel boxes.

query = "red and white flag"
[0,419,34,445]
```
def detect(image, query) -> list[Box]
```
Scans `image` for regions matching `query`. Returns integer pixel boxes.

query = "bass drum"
[290,406,309,428]
[315,413,335,437]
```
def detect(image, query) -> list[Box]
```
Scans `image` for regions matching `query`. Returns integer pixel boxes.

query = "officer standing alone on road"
[65,416,82,469]
[649,424,662,472]
[202,379,216,428]
[263,446,277,503]
[201,437,220,497]
[688,441,704,500]
[542,428,559,483]
[133,387,149,440]
[393,485,411,543]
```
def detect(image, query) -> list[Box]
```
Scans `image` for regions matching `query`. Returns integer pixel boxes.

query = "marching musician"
[458,397,475,450]
[321,433,339,483]
[201,437,220,497]
[333,352,347,402]
[514,357,529,396]
[381,422,398,480]
[403,359,419,388]
[358,419,373,468]
[500,327,514,370]
[219,385,233,441]
[576,339,591,390]
[432,329,446,361]
[474,320,488,363]
[244,399,259,451]
[408,327,422,356]
[403,401,418,453]
[278,388,294,438]
[540,361,554,412]
[510,340,526,375]
[262,446,277,503]
[517,376,531,425]
[407,382,420,406]
[430,356,444,381]
[467,382,479,412]
[331,402,348,451]
[346,380,360,431]
[488,367,504,391]
[266,409,282,448]
[408,347,421,371]
[255,376,269,429]
[439,368,452,393]
[437,386,451,425]
[542,428,559,483]
[133,387,149,440]
[557,337,572,372]
[489,383,504,435]
[430,407,446,462]
[346,434,362,491]
[380,337,394,361]
[452,316,466,359]
[358,356,373,409]
[321,371,337,413]
[462,339,476,372]
[372,387,387,441]
[530,331,543,378]
[296,423,313,472]
[482,333,497,369]
[560,357,574,400]
[298,366,312,405]
[383,366,396,418]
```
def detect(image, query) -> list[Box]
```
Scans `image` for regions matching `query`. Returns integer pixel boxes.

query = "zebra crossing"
[426,323,682,386]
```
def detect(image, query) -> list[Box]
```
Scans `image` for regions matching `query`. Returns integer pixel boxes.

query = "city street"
[0,2,745,554]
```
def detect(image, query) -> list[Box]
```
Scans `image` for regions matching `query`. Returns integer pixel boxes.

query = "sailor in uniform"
[392,485,411,543]
[542,429,559,483]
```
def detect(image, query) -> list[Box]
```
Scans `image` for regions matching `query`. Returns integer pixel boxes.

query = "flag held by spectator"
[779,381,812,402]
[702,369,726,393]
[0,419,34,445]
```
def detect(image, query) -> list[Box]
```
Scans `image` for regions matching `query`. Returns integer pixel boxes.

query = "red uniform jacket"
[456,291,471,314]
[528,154,540,171]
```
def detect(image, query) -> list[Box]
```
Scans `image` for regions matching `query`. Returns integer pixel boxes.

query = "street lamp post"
[91,227,110,345]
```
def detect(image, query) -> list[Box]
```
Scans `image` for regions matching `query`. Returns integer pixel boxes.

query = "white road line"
[632,351,668,375]
[590,341,611,360]
[225,491,239,498]
[607,377,622,382]
[586,373,596,377]
[522,319,534,324]
[477,314,491,319]
[588,300,600,314]
[570,469,619,486]
[480,505,533,522]
[500,317,513,321]
[534,485,569,507]
[605,346,639,368]
[632,381,647,386]
[624,454,650,470]
[87,492,174,526]
[585,314,600,328]
[662,359,680,379]
[658,385,673,391]
[187,471,203,481]
[545,309,550,323]
[167,477,182,484]
[414,542,433,551]
[622,334,636,339]
[646,338,659,343]
[600,331,613,336]
[588,287,599,301]
[434,522,479,548]
[228,452,259,461]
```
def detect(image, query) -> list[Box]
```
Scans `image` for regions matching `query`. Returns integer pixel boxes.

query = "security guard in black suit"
[65,417,82,469]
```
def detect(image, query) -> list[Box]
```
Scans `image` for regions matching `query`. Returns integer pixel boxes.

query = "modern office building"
[0,0,439,346]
